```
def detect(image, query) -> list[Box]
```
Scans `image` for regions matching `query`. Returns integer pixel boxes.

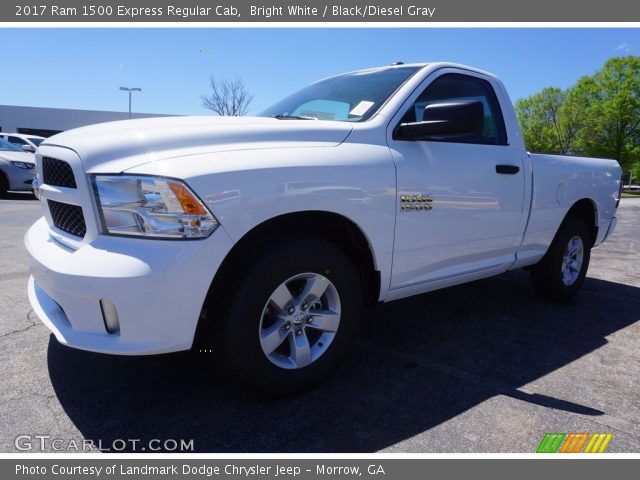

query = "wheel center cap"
[292,311,306,325]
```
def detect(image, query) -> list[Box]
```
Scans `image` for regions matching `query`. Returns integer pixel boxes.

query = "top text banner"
[4,0,640,22]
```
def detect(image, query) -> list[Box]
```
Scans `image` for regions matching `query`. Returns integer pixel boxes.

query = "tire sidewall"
[545,218,591,299]
[218,238,362,392]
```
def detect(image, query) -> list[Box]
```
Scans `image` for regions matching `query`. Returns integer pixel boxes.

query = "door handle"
[496,165,520,175]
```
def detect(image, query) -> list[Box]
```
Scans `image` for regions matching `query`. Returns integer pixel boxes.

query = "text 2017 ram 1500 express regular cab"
[25,63,622,392]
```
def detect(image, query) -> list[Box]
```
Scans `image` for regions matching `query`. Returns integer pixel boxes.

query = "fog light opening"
[99,299,120,334]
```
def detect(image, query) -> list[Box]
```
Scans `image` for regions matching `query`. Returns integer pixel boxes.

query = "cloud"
[118,64,125,68]
[614,43,631,53]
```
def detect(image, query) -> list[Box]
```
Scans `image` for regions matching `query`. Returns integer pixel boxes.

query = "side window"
[402,73,507,145]
[7,136,27,146]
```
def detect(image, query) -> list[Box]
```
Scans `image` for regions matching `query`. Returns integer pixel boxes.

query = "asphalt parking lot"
[1,193,638,453]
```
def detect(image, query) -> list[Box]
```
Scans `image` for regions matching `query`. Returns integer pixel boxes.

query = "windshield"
[0,138,23,152]
[260,66,421,122]
[28,137,44,146]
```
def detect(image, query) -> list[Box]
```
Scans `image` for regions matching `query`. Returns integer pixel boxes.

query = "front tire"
[209,237,363,394]
[530,217,592,301]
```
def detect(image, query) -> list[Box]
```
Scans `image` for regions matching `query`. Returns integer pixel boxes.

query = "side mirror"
[395,100,484,141]
[21,144,36,153]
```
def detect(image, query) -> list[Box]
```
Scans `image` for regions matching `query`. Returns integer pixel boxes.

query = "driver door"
[388,69,526,292]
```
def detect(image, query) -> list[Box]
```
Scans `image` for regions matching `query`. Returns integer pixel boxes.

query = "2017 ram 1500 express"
[25,63,622,392]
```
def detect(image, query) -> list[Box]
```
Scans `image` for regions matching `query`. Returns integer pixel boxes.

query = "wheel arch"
[194,210,381,347]
[564,198,598,247]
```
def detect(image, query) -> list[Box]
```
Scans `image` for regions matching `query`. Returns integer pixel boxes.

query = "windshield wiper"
[272,115,317,120]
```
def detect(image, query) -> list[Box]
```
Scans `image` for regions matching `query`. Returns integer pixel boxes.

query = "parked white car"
[0,138,36,196]
[25,63,622,392]
[0,133,45,153]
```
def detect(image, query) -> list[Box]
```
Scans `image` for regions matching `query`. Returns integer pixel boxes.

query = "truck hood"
[42,116,353,173]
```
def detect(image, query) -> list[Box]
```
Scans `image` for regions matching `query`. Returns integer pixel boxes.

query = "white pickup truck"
[25,63,622,392]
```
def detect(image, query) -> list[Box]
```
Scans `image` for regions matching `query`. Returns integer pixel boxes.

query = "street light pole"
[119,87,142,119]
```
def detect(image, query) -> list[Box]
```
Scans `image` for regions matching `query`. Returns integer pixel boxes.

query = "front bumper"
[25,217,234,355]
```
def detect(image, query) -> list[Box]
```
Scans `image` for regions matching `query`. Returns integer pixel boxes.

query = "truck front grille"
[42,157,77,188]
[48,200,86,237]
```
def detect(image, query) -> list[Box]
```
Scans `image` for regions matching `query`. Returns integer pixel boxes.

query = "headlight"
[92,175,219,239]
[10,161,34,169]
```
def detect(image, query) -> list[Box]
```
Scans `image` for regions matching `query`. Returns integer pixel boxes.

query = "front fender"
[126,143,398,300]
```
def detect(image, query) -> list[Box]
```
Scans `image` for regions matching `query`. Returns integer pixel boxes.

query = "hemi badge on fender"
[400,194,433,211]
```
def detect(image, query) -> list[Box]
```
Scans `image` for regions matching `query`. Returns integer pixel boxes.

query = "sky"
[0,28,638,116]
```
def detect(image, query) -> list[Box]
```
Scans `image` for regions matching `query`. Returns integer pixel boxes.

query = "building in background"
[0,105,176,137]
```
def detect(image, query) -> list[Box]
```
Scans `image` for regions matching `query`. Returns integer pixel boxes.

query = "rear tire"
[206,237,363,395]
[530,217,591,301]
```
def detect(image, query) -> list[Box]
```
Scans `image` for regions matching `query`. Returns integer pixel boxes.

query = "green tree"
[573,56,640,172]
[631,161,640,185]
[515,87,583,154]
[516,56,640,175]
